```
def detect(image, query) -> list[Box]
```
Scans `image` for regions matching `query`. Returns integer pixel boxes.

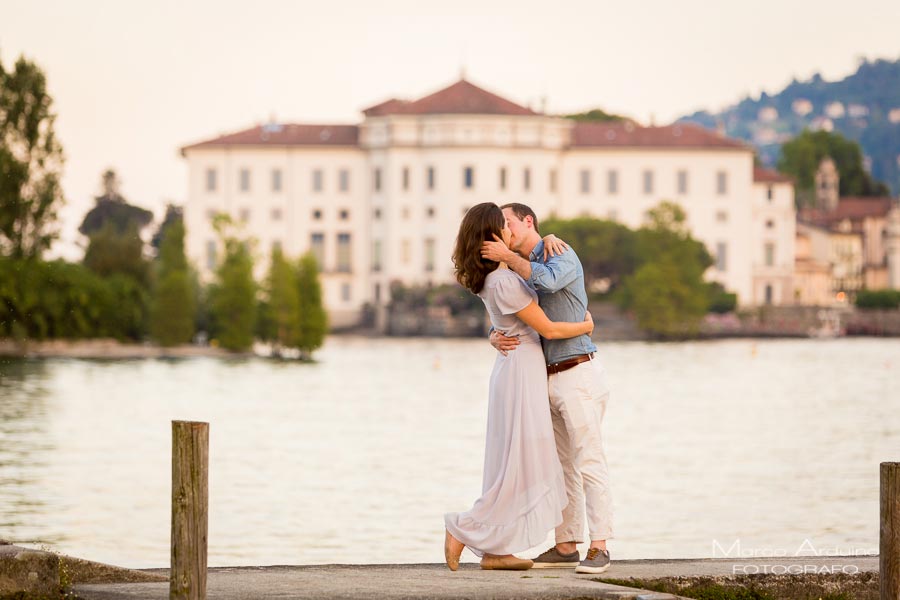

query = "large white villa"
[181,78,796,326]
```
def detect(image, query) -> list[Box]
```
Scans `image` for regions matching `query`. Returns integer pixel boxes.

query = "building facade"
[181,78,797,326]
[796,157,900,304]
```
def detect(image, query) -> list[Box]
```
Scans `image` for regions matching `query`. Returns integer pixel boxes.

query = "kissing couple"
[444,202,614,573]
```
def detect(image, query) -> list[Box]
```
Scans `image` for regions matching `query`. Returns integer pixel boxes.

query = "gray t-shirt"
[478,269,539,343]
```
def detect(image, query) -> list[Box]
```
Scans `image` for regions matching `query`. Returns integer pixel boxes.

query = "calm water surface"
[0,337,898,568]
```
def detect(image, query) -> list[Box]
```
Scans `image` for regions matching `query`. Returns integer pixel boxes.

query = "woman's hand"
[542,234,569,260]
[584,310,594,336]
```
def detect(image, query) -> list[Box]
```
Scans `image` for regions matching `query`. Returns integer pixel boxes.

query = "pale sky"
[2,0,899,259]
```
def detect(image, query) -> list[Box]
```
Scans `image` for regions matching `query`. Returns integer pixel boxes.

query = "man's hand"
[481,234,516,264]
[490,329,520,356]
[542,234,570,260]
[584,310,594,337]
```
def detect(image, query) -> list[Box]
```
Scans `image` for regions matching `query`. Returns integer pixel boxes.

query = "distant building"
[180,78,797,326]
[758,107,778,123]
[792,98,813,116]
[824,102,846,119]
[796,158,900,303]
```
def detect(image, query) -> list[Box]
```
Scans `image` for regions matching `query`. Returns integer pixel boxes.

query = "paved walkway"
[74,555,878,600]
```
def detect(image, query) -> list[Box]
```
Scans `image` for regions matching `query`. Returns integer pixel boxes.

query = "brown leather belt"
[546,353,594,376]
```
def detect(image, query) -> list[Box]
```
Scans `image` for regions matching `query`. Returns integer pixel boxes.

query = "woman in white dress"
[444,202,594,571]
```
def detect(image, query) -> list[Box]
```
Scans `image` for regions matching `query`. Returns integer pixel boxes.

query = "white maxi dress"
[444,268,568,557]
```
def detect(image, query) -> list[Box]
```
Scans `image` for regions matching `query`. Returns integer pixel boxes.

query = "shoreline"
[0,332,896,361]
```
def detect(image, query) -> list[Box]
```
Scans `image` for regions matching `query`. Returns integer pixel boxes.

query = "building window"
[766,219,774,229]
[272,240,282,254]
[312,169,323,192]
[401,239,411,264]
[341,283,351,302]
[549,169,557,193]
[206,168,217,192]
[271,207,282,221]
[372,240,382,272]
[374,283,381,303]
[239,168,250,192]
[767,186,774,201]
[499,167,507,190]
[339,169,350,192]
[310,233,325,269]
[312,209,322,220]
[427,166,435,190]
[607,209,618,221]
[239,207,250,223]
[206,240,217,270]
[523,168,531,191]
[374,168,382,192]
[715,210,728,223]
[339,209,349,220]
[205,208,218,221]
[765,284,774,305]
[402,166,410,191]
[373,208,382,219]
[272,169,282,192]
[677,170,688,194]
[643,170,654,194]
[716,171,728,196]
[463,166,474,189]
[336,233,352,273]
[765,242,775,267]
[426,206,435,218]
[716,242,727,271]
[580,169,591,194]
[717,170,728,195]
[424,238,436,272]
[607,170,618,194]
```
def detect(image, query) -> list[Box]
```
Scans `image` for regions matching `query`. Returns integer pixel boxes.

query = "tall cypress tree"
[150,215,195,346]
[259,246,301,355]
[209,236,256,352]
[295,252,327,359]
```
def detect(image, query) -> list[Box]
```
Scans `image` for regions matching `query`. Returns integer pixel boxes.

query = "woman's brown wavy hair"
[453,202,505,294]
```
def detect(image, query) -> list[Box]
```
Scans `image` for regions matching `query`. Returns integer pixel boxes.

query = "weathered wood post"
[883,462,900,600]
[171,421,209,600]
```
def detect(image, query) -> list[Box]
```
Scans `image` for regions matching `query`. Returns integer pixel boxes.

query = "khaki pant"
[548,356,614,543]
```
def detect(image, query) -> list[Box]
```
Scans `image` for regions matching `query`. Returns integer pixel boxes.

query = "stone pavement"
[74,555,879,600]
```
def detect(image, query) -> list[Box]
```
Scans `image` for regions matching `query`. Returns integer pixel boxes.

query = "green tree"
[624,258,709,338]
[79,169,153,236]
[83,221,150,286]
[295,252,327,359]
[563,108,631,123]
[258,246,301,355]
[0,53,65,259]
[778,129,890,206]
[0,258,147,341]
[208,217,256,351]
[618,201,715,337]
[541,216,637,294]
[150,215,195,346]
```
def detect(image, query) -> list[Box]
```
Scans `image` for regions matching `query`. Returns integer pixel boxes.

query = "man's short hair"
[500,203,539,234]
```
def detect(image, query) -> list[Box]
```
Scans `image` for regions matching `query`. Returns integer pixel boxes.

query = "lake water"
[1,337,898,568]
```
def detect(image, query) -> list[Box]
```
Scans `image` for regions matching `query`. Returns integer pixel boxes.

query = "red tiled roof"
[831,197,895,219]
[799,197,896,227]
[362,78,537,117]
[181,123,359,154]
[753,167,793,183]
[570,122,748,149]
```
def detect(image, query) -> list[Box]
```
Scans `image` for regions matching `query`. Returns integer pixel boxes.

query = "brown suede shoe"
[480,555,534,570]
[444,530,463,571]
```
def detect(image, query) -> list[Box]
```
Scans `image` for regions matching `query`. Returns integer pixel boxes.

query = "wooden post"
[883,462,900,600]
[171,421,209,600]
